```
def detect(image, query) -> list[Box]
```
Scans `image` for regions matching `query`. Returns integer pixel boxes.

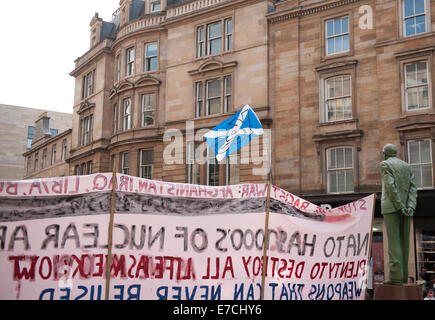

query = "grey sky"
[0,0,119,114]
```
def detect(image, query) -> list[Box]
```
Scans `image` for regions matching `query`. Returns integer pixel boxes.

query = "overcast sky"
[0,0,120,114]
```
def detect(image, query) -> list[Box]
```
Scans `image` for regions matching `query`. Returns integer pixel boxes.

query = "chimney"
[32,112,52,148]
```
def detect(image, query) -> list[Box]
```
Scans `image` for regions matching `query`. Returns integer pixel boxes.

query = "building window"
[51,144,57,165]
[141,94,156,127]
[405,61,429,111]
[42,149,47,169]
[27,126,35,150]
[139,149,153,179]
[82,70,96,99]
[150,0,161,12]
[116,55,121,82]
[195,75,232,117]
[145,42,158,72]
[121,152,130,175]
[122,98,132,131]
[113,104,119,133]
[408,139,433,188]
[187,142,201,185]
[197,18,233,58]
[224,75,232,113]
[50,129,58,137]
[195,82,204,117]
[34,152,39,171]
[87,161,93,175]
[326,16,349,55]
[324,75,352,122]
[80,115,93,146]
[207,147,220,186]
[327,147,354,193]
[126,47,135,76]
[61,139,67,161]
[26,156,31,176]
[225,18,232,51]
[403,0,427,36]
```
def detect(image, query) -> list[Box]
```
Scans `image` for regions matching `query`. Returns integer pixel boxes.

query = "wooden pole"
[105,171,117,300]
[365,193,377,300]
[260,182,271,300]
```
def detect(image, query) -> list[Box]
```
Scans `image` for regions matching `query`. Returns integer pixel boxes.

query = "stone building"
[0,104,71,180]
[268,0,435,286]
[22,0,435,288]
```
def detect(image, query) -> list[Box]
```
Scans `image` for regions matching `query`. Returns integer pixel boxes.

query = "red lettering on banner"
[6,183,18,195]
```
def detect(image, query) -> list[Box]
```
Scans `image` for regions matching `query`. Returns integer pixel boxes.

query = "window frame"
[82,69,96,99]
[126,47,135,76]
[141,93,156,128]
[324,74,353,122]
[150,0,161,13]
[326,146,355,194]
[121,152,130,175]
[122,97,132,131]
[196,17,233,58]
[79,114,94,146]
[398,54,433,116]
[51,144,57,166]
[404,60,430,111]
[144,42,158,72]
[402,0,430,37]
[195,74,233,118]
[61,139,67,161]
[139,149,154,179]
[325,16,350,56]
[321,12,354,61]
[407,139,434,189]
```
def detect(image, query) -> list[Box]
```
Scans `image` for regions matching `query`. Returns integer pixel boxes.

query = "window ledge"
[318,118,358,127]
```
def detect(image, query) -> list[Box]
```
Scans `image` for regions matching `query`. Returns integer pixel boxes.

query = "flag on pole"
[204,105,264,162]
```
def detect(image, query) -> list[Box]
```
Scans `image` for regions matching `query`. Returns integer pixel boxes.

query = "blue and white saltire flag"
[204,105,264,162]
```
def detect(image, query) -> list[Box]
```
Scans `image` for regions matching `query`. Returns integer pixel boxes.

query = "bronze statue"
[380,144,418,285]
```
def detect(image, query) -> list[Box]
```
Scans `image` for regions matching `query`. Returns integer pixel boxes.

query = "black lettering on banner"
[114,224,129,249]
[8,225,30,251]
[61,223,80,249]
[215,228,228,252]
[191,228,208,252]
[130,225,146,250]
[0,226,6,250]
[83,224,99,249]
[41,224,60,249]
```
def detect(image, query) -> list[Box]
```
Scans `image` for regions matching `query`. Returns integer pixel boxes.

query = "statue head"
[383,144,397,160]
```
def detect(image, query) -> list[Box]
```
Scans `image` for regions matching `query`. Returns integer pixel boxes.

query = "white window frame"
[123,98,132,131]
[324,75,352,122]
[150,0,161,13]
[141,94,156,127]
[404,61,430,111]
[126,47,135,76]
[408,139,434,189]
[206,151,220,187]
[51,144,57,166]
[145,42,158,72]
[196,18,233,58]
[325,16,350,56]
[61,139,67,161]
[206,78,222,116]
[139,149,153,179]
[42,149,47,169]
[121,152,130,175]
[402,0,429,37]
[326,147,354,193]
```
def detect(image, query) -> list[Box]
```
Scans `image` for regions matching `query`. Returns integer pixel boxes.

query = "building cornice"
[267,0,361,24]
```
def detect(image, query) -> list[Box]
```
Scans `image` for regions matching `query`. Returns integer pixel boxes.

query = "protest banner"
[0,174,374,300]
